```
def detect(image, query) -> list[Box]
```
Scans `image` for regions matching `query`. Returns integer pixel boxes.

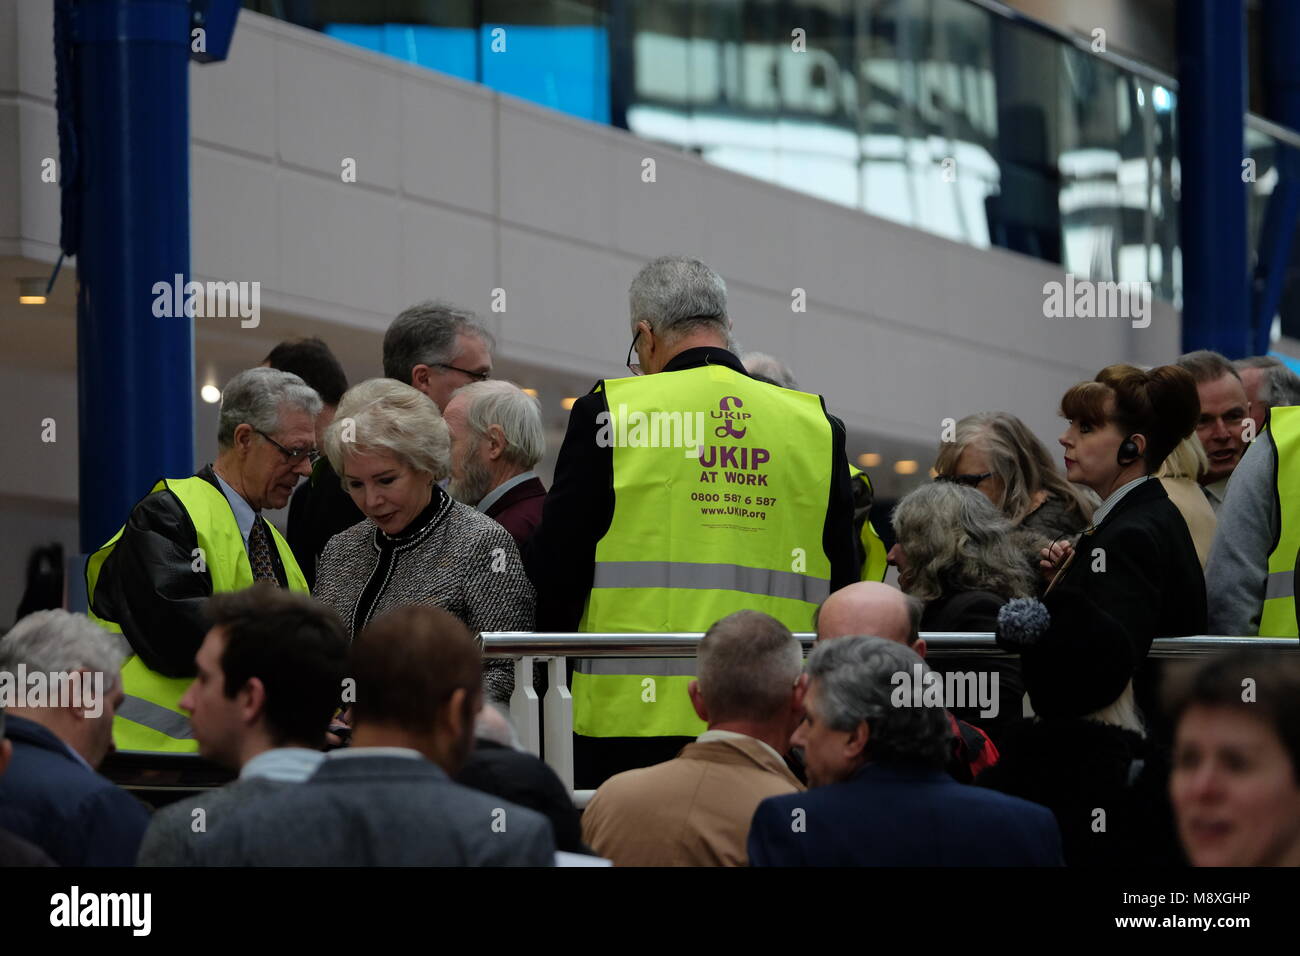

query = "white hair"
[324,378,450,481]
[217,367,322,449]
[474,701,520,749]
[452,380,545,470]
[0,610,126,693]
[741,352,799,389]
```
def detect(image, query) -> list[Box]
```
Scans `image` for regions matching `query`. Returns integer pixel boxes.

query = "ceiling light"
[200,384,222,404]
[561,397,577,410]
[18,278,47,305]
[857,453,882,468]
[894,460,919,475]
[521,388,538,398]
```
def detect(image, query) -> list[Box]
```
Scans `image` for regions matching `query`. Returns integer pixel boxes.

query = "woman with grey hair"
[313,379,535,703]
[889,481,1036,738]
[890,481,1038,622]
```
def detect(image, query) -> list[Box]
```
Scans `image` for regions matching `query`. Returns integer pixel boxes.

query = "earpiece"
[1117,436,1140,465]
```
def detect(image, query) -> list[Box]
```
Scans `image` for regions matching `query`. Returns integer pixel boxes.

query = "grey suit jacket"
[138,777,290,866]
[196,754,556,866]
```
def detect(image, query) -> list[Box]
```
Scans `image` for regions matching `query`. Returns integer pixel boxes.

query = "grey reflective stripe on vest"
[1265,570,1295,601]
[118,695,194,740]
[592,561,830,604]
[575,658,699,677]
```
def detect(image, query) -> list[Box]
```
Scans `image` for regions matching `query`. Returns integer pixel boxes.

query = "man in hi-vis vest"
[86,368,319,753]
[525,256,858,786]
[1207,402,1300,637]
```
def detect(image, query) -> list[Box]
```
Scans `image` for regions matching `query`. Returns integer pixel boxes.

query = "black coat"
[287,458,364,590]
[456,740,586,854]
[921,590,1024,744]
[89,465,295,677]
[976,718,1184,866]
[1053,478,1206,742]
[1055,477,1206,658]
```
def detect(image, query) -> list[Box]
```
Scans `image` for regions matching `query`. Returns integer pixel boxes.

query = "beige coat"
[1159,476,1217,570]
[581,735,804,866]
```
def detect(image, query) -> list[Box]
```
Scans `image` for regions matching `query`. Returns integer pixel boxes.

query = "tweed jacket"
[314,488,535,702]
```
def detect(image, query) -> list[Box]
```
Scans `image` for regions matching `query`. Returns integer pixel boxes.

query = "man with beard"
[443,380,547,547]
[196,606,556,866]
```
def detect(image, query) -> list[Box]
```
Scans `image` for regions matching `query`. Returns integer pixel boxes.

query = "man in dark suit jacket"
[748,636,1061,867]
[456,703,585,854]
[198,605,555,866]
[0,613,150,866]
[443,381,547,547]
[264,336,364,588]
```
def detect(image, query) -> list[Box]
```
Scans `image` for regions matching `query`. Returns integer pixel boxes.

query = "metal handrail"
[490,631,1298,795]
[482,632,1300,658]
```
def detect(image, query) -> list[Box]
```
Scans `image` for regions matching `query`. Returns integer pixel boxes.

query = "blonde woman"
[314,379,535,703]
[1157,435,1217,569]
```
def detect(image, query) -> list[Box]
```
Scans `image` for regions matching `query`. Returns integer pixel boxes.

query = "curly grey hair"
[741,352,799,389]
[807,635,949,768]
[217,368,322,449]
[891,481,1038,603]
[324,378,451,481]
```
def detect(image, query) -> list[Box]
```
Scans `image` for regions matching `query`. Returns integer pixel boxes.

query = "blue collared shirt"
[240,747,326,783]
[329,746,424,762]
[212,468,259,550]
[476,470,537,514]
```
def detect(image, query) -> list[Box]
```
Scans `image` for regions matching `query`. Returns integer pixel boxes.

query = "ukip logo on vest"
[713,395,750,438]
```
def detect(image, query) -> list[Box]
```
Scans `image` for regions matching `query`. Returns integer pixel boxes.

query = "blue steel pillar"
[1252,0,1300,353]
[1176,0,1249,357]
[73,0,195,553]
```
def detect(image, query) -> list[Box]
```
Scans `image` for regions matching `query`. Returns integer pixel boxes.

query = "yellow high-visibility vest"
[1261,407,1300,637]
[573,364,835,737]
[848,463,889,583]
[86,476,308,753]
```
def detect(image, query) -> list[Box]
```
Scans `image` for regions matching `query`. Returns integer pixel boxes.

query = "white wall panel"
[1,4,1187,538]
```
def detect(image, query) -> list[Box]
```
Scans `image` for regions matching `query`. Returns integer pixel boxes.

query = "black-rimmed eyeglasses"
[626,331,642,376]
[434,363,490,382]
[934,471,993,488]
[256,429,320,465]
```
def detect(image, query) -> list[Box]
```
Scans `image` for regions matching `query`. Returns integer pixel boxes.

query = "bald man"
[814,581,920,650]
[811,582,998,782]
